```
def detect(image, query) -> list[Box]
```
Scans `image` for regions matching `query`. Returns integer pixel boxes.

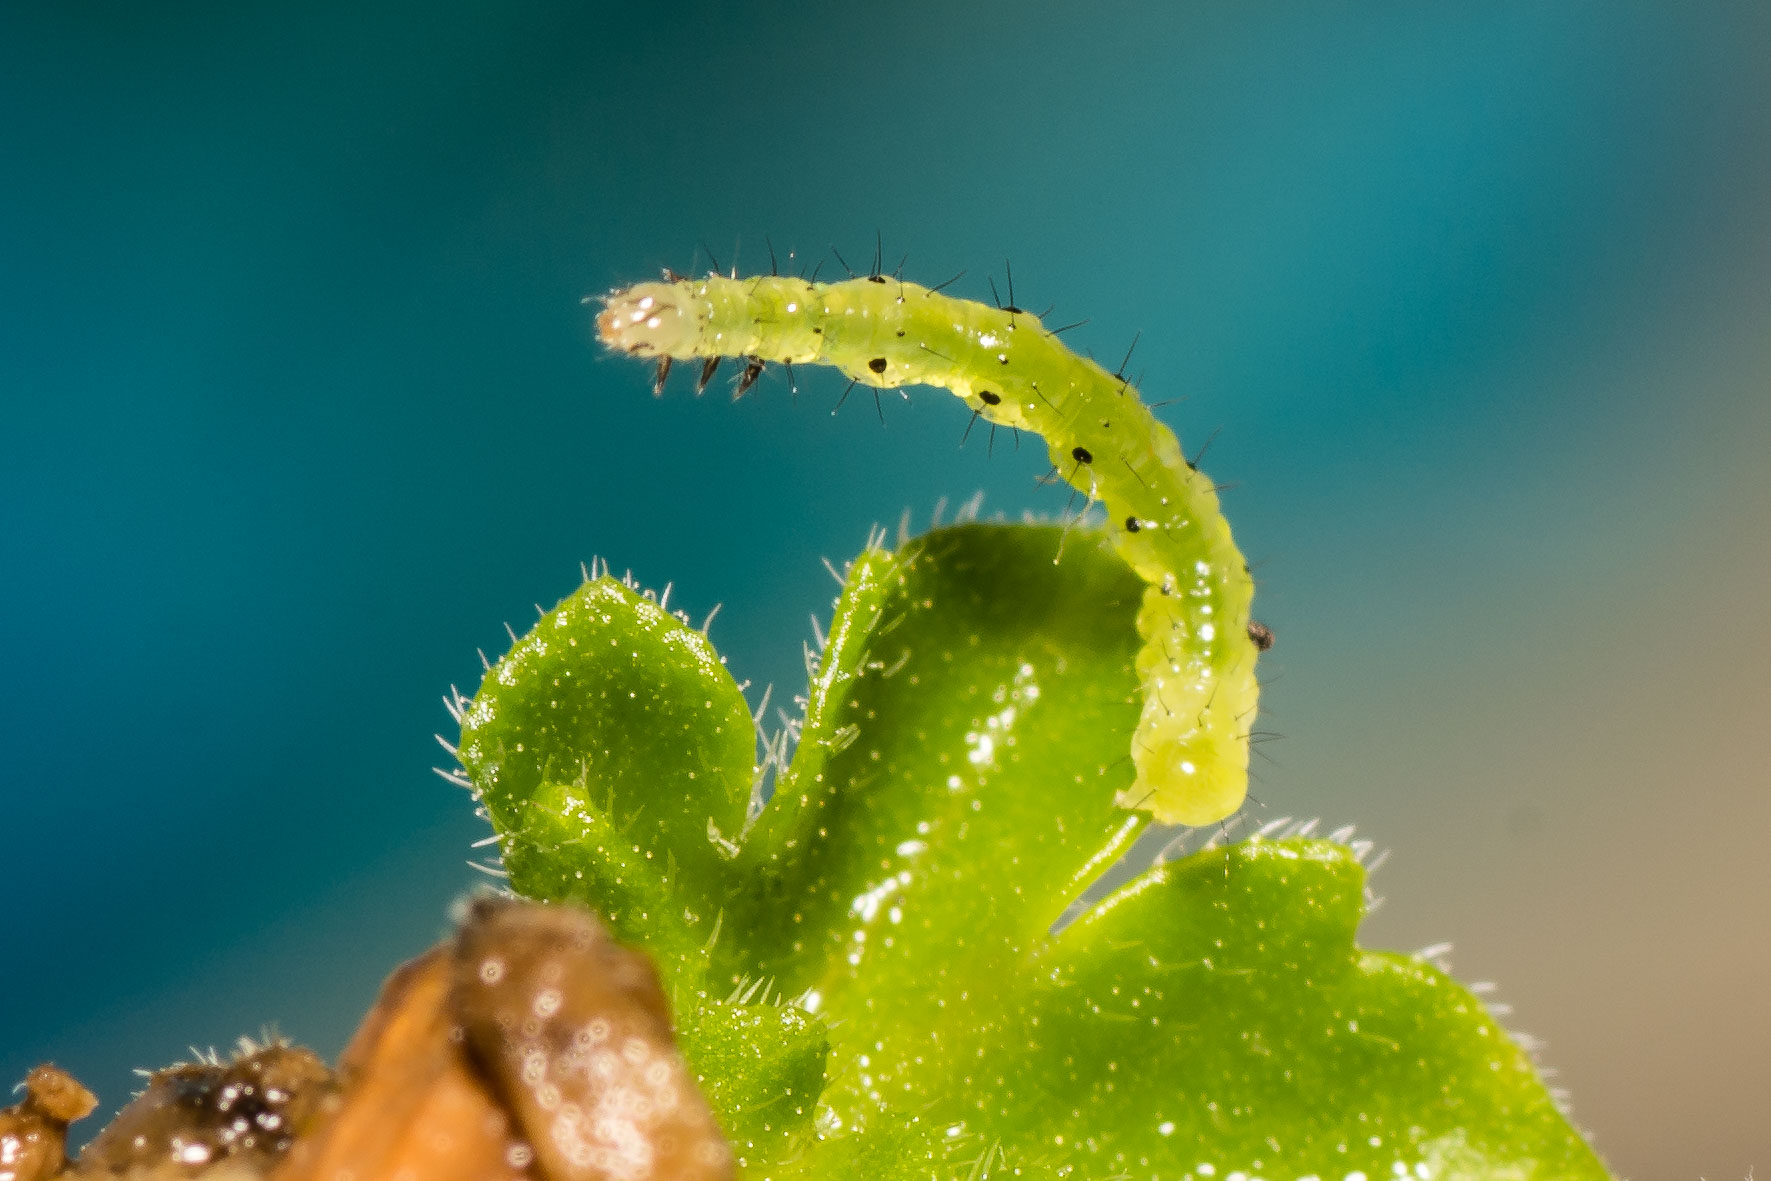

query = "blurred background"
[3,2,1767,1175]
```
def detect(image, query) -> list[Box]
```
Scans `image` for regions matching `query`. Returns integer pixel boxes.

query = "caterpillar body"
[596,271,1264,827]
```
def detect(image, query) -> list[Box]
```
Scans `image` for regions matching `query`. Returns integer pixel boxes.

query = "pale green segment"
[600,273,1260,825]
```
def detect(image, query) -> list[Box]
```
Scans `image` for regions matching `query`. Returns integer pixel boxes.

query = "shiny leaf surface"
[457,523,1610,1179]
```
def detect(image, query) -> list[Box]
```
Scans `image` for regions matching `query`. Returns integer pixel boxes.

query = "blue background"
[4,3,1768,1175]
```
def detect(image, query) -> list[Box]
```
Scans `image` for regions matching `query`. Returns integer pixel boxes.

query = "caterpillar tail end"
[597,282,700,359]
[1119,727,1250,828]
[1116,775,1246,828]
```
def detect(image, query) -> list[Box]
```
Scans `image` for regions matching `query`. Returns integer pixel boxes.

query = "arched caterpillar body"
[596,272,1263,827]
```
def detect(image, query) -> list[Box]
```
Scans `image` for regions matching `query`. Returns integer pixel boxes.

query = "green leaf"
[456,576,755,998]
[457,523,1611,1180]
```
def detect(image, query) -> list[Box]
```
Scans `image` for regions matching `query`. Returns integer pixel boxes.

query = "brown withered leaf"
[9,896,732,1181]
[450,897,733,1181]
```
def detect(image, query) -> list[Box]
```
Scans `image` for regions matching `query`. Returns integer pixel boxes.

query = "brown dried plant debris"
[2,1064,98,1181]
[4,897,732,1181]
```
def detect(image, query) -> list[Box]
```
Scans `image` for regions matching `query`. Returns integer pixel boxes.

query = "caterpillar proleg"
[596,269,1263,827]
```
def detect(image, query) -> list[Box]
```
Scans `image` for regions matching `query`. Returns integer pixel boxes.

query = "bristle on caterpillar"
[597,271,1265,827]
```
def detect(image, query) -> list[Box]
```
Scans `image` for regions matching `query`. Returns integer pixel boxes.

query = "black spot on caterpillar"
[597,270,1265,826]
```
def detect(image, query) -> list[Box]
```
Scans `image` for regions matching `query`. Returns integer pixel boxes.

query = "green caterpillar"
[596,268,1266,827]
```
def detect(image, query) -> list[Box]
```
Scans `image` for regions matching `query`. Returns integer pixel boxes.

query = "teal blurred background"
[3,2,1767,1175]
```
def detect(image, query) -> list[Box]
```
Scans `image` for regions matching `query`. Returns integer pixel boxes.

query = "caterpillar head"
[597,281,702,359]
